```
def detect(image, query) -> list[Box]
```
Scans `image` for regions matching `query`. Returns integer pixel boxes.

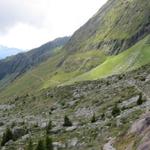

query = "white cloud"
[0,0,48,33]
[0,0,107,49]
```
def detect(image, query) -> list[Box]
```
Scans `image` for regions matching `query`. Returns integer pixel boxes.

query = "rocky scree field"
[0,64,150,150]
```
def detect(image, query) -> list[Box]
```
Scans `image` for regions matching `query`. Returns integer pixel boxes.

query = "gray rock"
[0,105,15,111]
[65,126,77,132]
[68,100,79,107]
[75,107,93,117]
[120,96,139,108]
[12,127,27,139]
[67,137,78,148]
[51,125,63,134]
[5,140,14,146]
[38,122,47,129]
[21,134,30,142]
[53,142,66,150]
[103,137,116,150]
[129,116,150,134]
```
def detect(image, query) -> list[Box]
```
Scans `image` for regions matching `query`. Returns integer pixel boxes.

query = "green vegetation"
[91,114,97,123]
[46,121,52,134]
[0,37,70,92]
[33,136,53,150]
[0,0,149,101]
[65,0,150,53]
[66,35,150,84]
[0,0,149,149]
[26,139,34,150]
[45,136,53,150]
[137,93,143,105]
[1,128,13,146]
[63,116,72,127]
[112,105,121,117]
[1,35,150,100]
[35,140,45,150]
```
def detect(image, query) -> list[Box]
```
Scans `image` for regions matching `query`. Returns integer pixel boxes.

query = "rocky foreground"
[0,64,150,150]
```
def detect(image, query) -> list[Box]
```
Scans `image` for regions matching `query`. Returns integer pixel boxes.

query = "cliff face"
[64,0,150,55]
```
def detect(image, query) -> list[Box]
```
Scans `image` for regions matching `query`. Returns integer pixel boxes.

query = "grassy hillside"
[65,35,150,84]
[64,0,150,54]
[0,49,106,99]
[0,37,70,90]
[0,0,150,100]
[1,35,150,99]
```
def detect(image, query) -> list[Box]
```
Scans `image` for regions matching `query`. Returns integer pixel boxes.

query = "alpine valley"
[0,0,150,149]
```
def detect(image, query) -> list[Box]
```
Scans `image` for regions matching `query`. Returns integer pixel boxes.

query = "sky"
[0,0,107,50]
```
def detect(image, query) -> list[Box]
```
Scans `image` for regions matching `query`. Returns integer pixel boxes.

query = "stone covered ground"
[0,64,150,150]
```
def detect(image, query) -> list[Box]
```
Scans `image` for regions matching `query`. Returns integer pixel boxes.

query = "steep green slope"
[0,37,70,90]
[0,0,150,99]
[65,35,150,84]
[0,50,106,99]
[64,0,150,54]
[1,34,150,99]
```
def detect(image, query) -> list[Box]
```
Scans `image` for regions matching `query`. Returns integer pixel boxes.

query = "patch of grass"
[66,35,150,84]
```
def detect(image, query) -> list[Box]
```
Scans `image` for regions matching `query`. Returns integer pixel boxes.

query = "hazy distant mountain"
[0,36,70,89]
[0,46,22,59]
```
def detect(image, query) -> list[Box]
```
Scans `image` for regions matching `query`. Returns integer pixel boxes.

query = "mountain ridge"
[0,46,22,59]
[0,36,70,90]
[64,0,150,54]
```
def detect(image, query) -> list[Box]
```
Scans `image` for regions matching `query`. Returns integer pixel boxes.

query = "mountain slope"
[0,0,150,99]
[0,63,150,150]
[0,49,107,98]
[0,0,150,149]
[0,37,70,89]
[64,0,150,55]
[0,46,22,59]
[65,35,150,84]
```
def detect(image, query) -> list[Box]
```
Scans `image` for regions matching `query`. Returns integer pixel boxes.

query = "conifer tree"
[26,139,33,150]
[45,136,53,150]
[35,140,45,150]
[46,120,52,134]
[63,115,72,127]
[1,128,13,146]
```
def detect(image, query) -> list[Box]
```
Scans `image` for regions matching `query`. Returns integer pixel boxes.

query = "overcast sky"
[0,0,107,50]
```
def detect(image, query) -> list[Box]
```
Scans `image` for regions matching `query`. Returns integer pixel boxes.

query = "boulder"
[67,137,78,148]
[53,142,66,150]
[129,116,150,134]
[12,127,27,139]
[51,125,63,134]
[137,141,150,150]
[65,126,77,132]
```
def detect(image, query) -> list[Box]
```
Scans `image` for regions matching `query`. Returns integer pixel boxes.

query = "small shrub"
[101,113,105,120]
[112,105,121,117]
[63,116,72,127]
[91,114,96,123]
[1,128,13,146]
[45,136,53,150]
[26,139,34,150]
[35,140,45,150]
[137,93,143,105]
[46,121,52,134]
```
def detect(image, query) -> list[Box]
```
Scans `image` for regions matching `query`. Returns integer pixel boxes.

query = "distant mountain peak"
[0,46,23,59]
